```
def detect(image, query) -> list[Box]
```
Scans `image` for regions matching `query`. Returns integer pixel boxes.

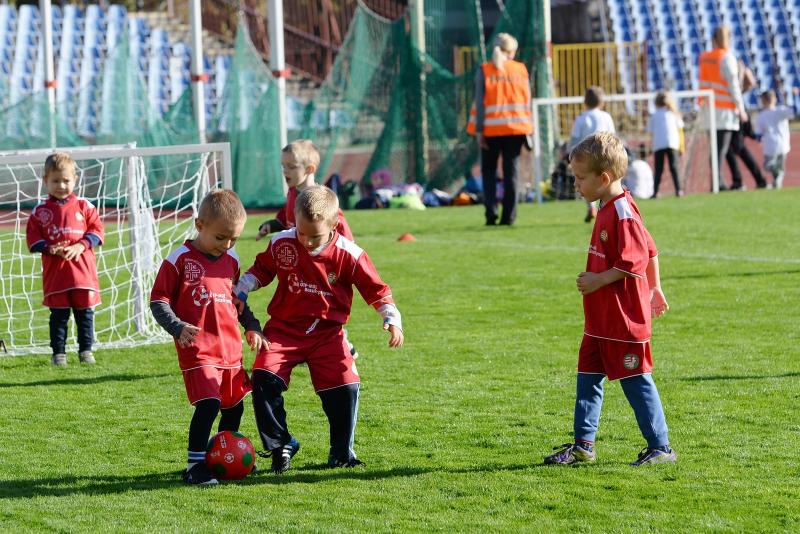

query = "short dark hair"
[585,86,605,109]
[198,189,247,225]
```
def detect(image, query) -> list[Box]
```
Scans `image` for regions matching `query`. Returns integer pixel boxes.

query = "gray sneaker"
[52,353,67,366]
[631,447,677,466]
[79,351,96,364]
[544,443,596,465]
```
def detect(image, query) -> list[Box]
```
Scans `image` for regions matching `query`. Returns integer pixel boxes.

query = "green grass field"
[1,189,798,532]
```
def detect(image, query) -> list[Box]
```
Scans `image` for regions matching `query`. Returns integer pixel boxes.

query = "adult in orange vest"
[698,25,747,191]
[468,33,533,226]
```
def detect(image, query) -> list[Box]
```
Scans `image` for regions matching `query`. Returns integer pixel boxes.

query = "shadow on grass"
[667,268,800,280]
[681,371,800,382]
[0,463,538,498]
[0,372,172,389]
[0,472,181,499]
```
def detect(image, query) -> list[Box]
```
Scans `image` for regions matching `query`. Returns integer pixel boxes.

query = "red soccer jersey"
[583,191,654,342]
[247,229,393,331]
[150,240,244,371]
[276,187,354,240]
[26,194,104,299]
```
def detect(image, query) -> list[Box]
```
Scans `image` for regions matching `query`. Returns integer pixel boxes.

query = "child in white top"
[754,89,795,189]
[647,92,685,197]
[570,86,616,221]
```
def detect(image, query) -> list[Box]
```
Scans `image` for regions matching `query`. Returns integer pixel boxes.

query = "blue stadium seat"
[108,4,127,22]
[215,55,230,99]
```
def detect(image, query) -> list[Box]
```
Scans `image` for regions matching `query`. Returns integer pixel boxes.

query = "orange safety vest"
[698,49,737,110]
[467,60,534,137]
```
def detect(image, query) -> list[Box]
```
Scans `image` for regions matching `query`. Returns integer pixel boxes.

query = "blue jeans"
[573,372,669,449]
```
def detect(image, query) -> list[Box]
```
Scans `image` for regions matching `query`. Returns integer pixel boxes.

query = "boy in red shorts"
[150,190,265,485]
[545,132,676,467]
[256,139,360,359]
[26,152,104,366]
[236,185,403,473]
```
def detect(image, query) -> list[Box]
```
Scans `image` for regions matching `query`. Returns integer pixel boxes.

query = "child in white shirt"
[647,92,685,197]
[754,89,795,189]
[570,86,616,221]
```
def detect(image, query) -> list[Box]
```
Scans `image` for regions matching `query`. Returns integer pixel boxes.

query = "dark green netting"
[208,23,283,208]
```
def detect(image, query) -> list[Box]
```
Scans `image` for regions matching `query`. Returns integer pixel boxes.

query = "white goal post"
[531,89,719,202]
[0,142,233,356]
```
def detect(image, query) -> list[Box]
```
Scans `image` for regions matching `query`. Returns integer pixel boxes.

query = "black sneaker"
[328,456,365,468]
[182,462,219,485]
[270,437,300,474]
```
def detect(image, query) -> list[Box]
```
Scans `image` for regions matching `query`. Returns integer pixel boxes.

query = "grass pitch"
[1,189,798,532]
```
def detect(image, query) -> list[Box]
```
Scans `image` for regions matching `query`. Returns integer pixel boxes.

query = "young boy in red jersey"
[150,190,266,485]
[26,152,104,366]
[545,132,676,467]
[256,139,360,360]
[255,139,353,241]
[235,185,403,473]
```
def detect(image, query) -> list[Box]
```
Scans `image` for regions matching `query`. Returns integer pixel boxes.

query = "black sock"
[187,398,221,463]
[218,401,244,432]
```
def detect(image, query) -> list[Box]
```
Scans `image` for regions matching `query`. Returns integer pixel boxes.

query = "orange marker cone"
[397,233,416,241]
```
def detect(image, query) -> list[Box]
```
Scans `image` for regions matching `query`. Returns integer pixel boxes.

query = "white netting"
[532,90,720,200]
[0,143,231,356]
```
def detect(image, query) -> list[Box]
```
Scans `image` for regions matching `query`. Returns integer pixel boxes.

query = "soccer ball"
[206,431,256,480]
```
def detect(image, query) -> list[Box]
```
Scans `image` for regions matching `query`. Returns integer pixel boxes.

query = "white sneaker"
[52,353,67,366]
[79,351,96,364]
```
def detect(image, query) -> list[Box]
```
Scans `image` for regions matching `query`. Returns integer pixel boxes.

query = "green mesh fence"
[0,1,549,208]
[208,24,284,208]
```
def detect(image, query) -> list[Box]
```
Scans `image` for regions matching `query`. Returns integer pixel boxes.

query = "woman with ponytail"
[467,33,533,226]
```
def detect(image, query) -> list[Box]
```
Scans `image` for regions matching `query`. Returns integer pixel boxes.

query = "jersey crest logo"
[327,272,337,285]
[623,354,640,370]
[275,242,299,270]
[36,207,53,226]
[600,230,608,242]
[287,273,301,294]
[184,259,205,285]
[46,224,63,241]
[75,212,85,222]
[191,285,210,306]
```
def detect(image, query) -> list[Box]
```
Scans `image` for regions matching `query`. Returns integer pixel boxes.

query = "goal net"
[0,142,233,356]
[531,90,720,201]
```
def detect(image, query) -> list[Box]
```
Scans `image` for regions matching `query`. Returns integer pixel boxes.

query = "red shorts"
[578,334,653,381]
[253,321,359,392]
[182,365,252,408]
[44,288,100,309]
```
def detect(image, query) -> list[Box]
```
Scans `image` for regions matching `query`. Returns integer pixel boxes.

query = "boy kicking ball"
[545,132,676,467]
[236,185,403,473]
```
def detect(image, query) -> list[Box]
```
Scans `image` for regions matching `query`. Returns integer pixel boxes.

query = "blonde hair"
[569,131,628,181]
[282,139,320,169]
[295,185,339,226]
[712,25,731,49]
[584,86,605,109]
[655,91,678,113]
[198,189,247,225]
[491,33,518,70]
[43,152,77,180]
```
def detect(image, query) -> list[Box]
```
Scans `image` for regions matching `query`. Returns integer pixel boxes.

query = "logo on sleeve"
[184,259,205,285]
[623,354,640,370]
[36,208,53,226]
[275,242,299,270]
[600,230,608,242]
